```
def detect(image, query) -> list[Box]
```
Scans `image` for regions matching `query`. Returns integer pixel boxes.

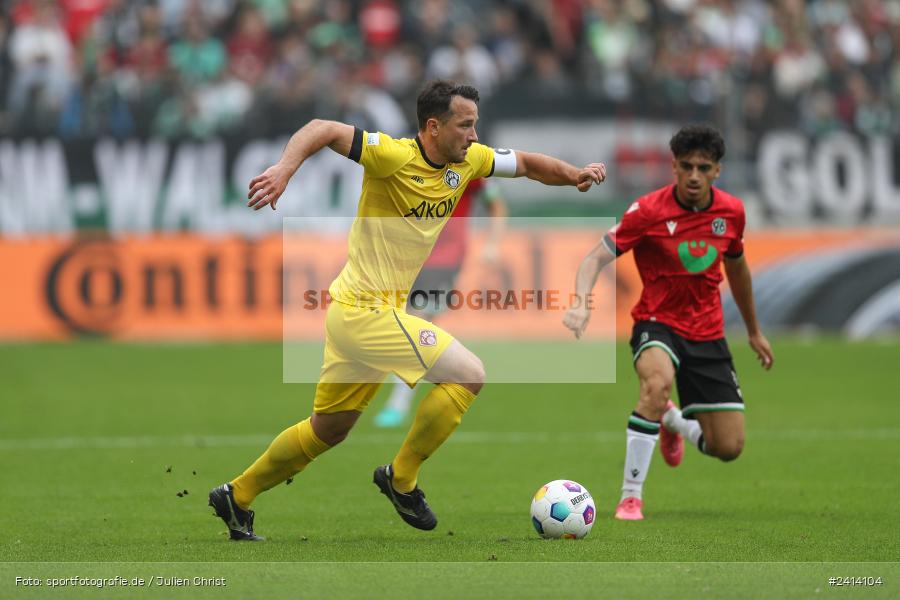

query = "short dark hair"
[669,125,726,162]
[416,80,480,130]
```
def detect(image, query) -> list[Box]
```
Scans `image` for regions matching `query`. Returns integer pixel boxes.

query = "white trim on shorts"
[633,340,680,369]
[682,403,745,416]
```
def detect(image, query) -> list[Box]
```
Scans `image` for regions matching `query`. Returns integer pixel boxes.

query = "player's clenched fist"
[576,162,607,192]
[563,305,591,339]
[248,164,292,211]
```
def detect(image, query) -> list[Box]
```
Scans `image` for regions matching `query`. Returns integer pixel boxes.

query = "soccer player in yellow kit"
[209,80,606,540]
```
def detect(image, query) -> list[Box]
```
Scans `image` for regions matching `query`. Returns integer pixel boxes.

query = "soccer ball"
[530,479,595,539]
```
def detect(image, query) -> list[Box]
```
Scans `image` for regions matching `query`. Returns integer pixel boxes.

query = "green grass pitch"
[1,339,897,598]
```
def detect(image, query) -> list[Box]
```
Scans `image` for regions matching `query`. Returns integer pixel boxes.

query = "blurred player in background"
[375,177,507,428]
[563,125,773,521]
[209,79,606,540]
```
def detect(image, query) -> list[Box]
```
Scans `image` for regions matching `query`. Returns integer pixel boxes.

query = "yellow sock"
[231,418,330,509]
[391,383,476,493]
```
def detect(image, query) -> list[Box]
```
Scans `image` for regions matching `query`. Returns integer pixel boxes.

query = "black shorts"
[406,266,461,317]
[629,321,744,419]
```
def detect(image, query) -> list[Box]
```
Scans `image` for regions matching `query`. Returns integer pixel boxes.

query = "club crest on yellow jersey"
[444,169,461,188]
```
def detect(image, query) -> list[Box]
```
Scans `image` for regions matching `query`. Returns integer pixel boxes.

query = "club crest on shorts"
[640,332,649,344]
[419,329,437,346]
[444,169,460,189]
[712,218,726,235]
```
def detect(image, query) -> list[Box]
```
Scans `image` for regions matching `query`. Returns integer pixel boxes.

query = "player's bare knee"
[646,373,672,397]
[459,381,482,395]
[310,414,356,446]
[708,439,743,462]
[717,447,742,462]
[640,373,671,410]
[723,437,745,461]
[324,430,350,446]
[315,424,351,447]
[463,355,485,394]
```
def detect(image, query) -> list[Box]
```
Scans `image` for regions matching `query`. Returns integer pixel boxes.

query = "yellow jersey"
[329,129,499,309]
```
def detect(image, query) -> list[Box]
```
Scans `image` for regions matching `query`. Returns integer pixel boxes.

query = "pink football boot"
[614,497,644,521]
[660,401,684,467]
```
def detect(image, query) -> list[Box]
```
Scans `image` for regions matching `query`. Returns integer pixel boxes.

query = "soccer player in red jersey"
[563,125,774,521]
[374,177,507,428]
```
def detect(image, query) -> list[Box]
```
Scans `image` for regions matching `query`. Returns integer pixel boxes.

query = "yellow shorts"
[314,301,456,414]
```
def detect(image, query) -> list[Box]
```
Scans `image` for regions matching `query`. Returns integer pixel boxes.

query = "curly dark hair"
[669,125,726,162]
[416,80,480,130]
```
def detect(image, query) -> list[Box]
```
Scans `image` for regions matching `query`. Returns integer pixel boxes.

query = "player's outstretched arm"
[248,119,355,211]
[724,255,774,370]
[562,240,616,339]
[514,150,606,192]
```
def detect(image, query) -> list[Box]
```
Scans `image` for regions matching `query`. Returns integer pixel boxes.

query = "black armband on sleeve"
[487,158,495,178]
[602,233,623,257]
[724,250,744,259]
[348,127,363,162]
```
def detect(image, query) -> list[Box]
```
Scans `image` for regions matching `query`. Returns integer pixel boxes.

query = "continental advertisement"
[2,228,898,341]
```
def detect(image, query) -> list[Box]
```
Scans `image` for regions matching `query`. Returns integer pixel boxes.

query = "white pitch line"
[0,429,898,451]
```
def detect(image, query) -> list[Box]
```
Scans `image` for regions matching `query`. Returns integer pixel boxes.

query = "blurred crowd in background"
[0,0,898,142]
